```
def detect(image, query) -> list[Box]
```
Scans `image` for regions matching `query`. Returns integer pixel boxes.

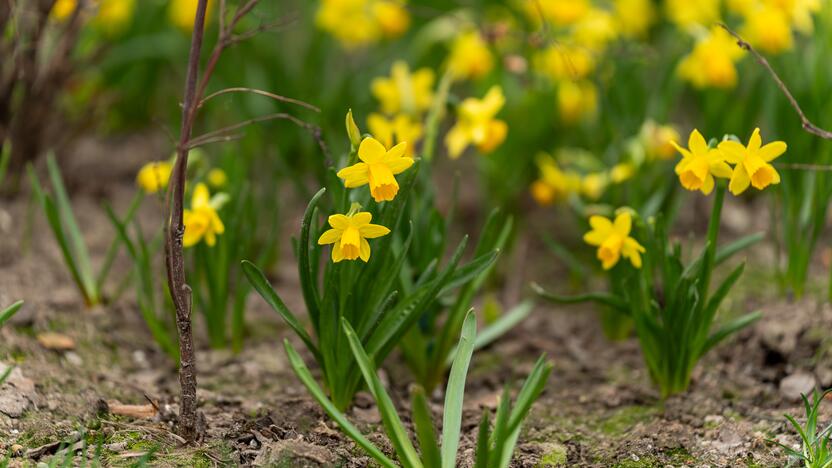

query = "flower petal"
[748,128,761,153]
[331,243,345,262]
[759,141,787,162]
[318,228,342,245]
[359,238,371,262]
[328,214,351,230]
[358,137,388,163]
[359,223,391,239]
[688,129,709,156]
[728,164,751,195]
[709,159,734,179]
[700,173,714,195]
[717,140,746,164]
[384,141,408,160]
[192,183,211,208]
[386,156,414,175]
[613,212,632,236]
[351,212,373,226]
[589,215,613,236]
[337,163,370,188]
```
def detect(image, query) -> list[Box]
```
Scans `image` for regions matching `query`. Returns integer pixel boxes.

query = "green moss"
[597,405,659,436]
[537,442,568,467]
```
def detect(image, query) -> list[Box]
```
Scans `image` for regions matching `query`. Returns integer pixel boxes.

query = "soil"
[1,137,831,467]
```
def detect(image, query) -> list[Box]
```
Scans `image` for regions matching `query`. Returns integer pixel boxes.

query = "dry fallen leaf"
[36,332,75,351]
[106,401,158,419]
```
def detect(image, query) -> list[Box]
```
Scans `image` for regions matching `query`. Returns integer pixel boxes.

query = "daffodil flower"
[183,183,226,248]
[317,211,390,262]
[371,61,434,116]
[583,212,645,270]
[447,30,494,80]
[718,128,787,195]
[367,113,423,156]
[136,161,173,194]
[445,86,507,159]
[672,129,732,195]
[337,137,414,202]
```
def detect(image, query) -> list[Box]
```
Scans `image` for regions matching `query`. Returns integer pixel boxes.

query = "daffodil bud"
[346,109,362,149]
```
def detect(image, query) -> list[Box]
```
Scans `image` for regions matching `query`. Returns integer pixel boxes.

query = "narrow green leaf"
[411,387,441,468]
[473,411,491,468]
[0,365,13,386]
[0,144,10,188]
[243,260,321,362]
[299,188,326,332]
[283,340,396,468]
[342,320,422,468]
[0,301,23,328]
[715,232,765,265]
[531,283,629,313]
[445,301,532,367]
[441,311,477,468]
[698,312,761,359]
[439,250,499,296]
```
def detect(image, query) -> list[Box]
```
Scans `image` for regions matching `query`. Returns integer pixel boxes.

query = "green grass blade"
[473,411,491,468]
[445,301,532,367]
[714,232,765,265]
[299,188,326,333]
[441,310,477,468]
[0,300,23,328]
[284,340,397,468]
[0,365,13,385]
[438,250,499,296]
[0,144,10,188]
[342,320,422,468]
[531,283,629,313]
[242,260,321,362]
[96,192,143,290]
[411,387,441,468]
[698,312,761,359]
[46,154,96,302]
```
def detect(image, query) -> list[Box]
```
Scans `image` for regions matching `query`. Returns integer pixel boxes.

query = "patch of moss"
[597,405,658,436]
[536,442,568,467]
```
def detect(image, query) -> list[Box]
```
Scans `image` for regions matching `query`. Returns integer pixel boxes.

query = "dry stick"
[165,0,209,444]
[720,23,832,140]
[198,87,320,112]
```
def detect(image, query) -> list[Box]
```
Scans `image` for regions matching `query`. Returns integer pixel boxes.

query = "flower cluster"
[445,86,508,159]
[316,0,409,49]
[672,128,787,196]
[51,0,136,35]
[583,211,645,270]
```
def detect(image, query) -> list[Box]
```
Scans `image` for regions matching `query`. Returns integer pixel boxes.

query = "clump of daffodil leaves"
[536,127,783,398]
[243,110,512,410]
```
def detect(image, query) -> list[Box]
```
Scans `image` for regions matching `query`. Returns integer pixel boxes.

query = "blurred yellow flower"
[580,172,608,200]
[337,137,414,202]
[526,0,591,26]
[784,0,822,34]
[183,183,225,248]
[530,154,580,205]
[373,1,410,38]
[614,0,656,39]
[367,113,423,156]
[610,163,635,183]
[677,26,745,89]
[445,86,507,159]
[557,80,598,124]
[672,129,733,195]
[371,61,435,116]
[584,211,645,269]
[317,210,390,262]
[640,120,680,160]
[207,168,228,189]
[665,0,721,29]
[718,128,787,195]
[93,0,135,35]
[741,4,794,54]
[447,30,494,81]
[535,44,596,82]
[136,161,173,194]
[170,0,214,32]
[51,0,78,21]
[571,8,619,50]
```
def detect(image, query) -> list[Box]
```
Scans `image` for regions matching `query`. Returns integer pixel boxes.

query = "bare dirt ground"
[1,141,831,467]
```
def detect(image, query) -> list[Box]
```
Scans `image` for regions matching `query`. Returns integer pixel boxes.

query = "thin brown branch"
[775,162,832,171]
[719,23,832,140]
[198,87,319,112]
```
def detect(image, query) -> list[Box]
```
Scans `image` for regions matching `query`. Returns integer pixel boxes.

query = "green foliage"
[773,390,832,468]
[536,185,762,398]
[0,300,23,385]
[28,154,138,307]
[285,311,552,468]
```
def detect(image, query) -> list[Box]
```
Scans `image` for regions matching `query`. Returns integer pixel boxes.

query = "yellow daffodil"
[183,183,225,248]
[664,0,721,29]
[530,154,580,205]
[207,168,228,189]
[371,61,434,116]
[677,26,745,89]
[610,163,635,183]
[672,129,733,195]
[640,120,680,160]
[316,0,409,48]
[170,0,214,32]
[717,128,787,195]
[51,0,78,21]
[445,86,507,159]
[317,210,390,262]
[786,0,821,34]
[614,0,656,39]
[337,137,414,202]
[367,113,423,156]
[525,0,591,26]
[571,8,619,50]
[557,80,598,124]
[584,211,645,269]
[372,0,410,38]
[581,172,609,200]
[136,161,173,194]
[93,0,135,35]
[447,30,494,81]
[741,4,794,54]
[534,44,596,82]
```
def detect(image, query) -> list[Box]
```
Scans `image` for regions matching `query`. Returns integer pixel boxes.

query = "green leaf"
[445,301,532,366]
[299,188,326,332]
[496,356,552,467]
[0,364,12,386]
[698,312,761,359]
[473,411,491,468]
[242,261,321,363]
[283,340,396,468]
[531,283,628,313]
[0,144,10,188]
[714,232,764,265]
[439,250,499,296]
[411,387,441,468]
[441,310,477,468]
[0,301,23,328]
[342,320,422,468]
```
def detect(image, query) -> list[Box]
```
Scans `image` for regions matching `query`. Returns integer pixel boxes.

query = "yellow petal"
[358,137,387,164]
[351,212,373,226]
[445,125,470,159]
[700,173,715,195]
[759,141,786,162]
[709,159,734,179]
[583,230,607,246]
[748,127,761,153]
[688,129,709,156]
[318,228,342,245]
[368,114,394,149]
[588,215,613,236]
[359,238,371,262]
[332,243,345,262]
[191,183,211,208]
[386,156,414,175]
[359,223,390,239]
[670,140,692,160]
[613,212,632,236]
[337,163,370,188]
[385,141,408,160]
[728,164,751,195]
[328,214,351,230]
[717,140,746,164]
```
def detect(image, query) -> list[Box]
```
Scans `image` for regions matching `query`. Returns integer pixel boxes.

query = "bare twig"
[198,87,320,112]
[775,162,832,171]
[719,23,832,140]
